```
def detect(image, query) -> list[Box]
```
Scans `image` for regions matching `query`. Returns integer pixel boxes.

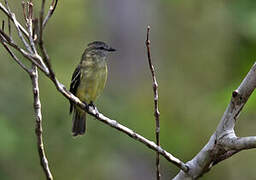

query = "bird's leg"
[89,101,99,118]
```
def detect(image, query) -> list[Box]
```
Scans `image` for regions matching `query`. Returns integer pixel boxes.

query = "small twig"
[7,14,11,37]
[0,30,47,73]
[0,2,29,38]
[3,0,9,11]
[146,26,161,180]
[3,0,11,40]
[39,0,46,34]
[38,0,57,80]
[21,1,28,26]
[5,4,32,53]
[3,1,30,51]
[43,0,58,28]
[2,20,4,31]
[27,1,37,53]
[0,35,30,73]
[30,65,53,180]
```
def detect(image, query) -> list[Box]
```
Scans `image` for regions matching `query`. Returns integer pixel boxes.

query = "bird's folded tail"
[72,110,86,136]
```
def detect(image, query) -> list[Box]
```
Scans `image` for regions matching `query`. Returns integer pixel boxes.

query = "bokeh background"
[0,0,256,179]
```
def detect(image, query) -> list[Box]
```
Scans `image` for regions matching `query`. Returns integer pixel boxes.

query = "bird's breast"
[77,60,108,103]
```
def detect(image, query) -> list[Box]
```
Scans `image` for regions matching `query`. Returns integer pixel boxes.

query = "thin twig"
[3,2,32,53]
[0,2,29,38]
[21,1,28,26]
[3,0,12,41]
[43,0,58,28]
[38,0,57,80]
[0,30,47,73]
[2,20,4,31]
[146,26,161,180]
[7,14,11,37]
[27,1,37,53]
[39,0,46,34]
[30,65,53,180]
[0,35,30,73]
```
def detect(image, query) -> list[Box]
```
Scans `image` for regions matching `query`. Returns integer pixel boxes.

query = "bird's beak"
[108,47,116,52]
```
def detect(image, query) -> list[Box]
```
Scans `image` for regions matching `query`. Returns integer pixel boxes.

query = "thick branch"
[173,62,256,180]
[221,136,256,150]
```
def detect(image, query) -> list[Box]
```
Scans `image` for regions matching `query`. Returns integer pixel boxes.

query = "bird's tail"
[72,110,86,136]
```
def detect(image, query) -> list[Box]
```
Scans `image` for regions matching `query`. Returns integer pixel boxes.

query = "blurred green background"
[1,0,256,179]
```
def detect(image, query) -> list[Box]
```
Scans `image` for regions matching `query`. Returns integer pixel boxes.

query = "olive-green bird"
[69,41,115,136]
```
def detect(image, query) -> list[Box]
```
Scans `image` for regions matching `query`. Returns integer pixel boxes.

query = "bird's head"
[83,41,116,58]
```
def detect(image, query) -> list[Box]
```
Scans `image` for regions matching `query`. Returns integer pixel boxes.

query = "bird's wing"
[69,65,81,114]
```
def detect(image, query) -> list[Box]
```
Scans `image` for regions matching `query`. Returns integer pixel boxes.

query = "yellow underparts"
[76,58,107,113]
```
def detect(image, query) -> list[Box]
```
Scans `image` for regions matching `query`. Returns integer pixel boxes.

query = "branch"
[173,62,256,180]
[0,36,30,73]
[43,0,58,28]
[36,75,189,172]
[0,2,29,38]
[30,65,53,180]
[3,1,31,52]
[0,1,53,179]
[38,0,56,80]
[0,29,48,73]
[146,26,161,180]
[0,2,49,73]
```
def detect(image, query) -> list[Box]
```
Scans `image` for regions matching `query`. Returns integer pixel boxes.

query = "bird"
[69,41,116,136]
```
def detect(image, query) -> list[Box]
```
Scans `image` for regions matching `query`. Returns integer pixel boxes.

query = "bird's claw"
[82,101,90,111]
[89,101,100,118]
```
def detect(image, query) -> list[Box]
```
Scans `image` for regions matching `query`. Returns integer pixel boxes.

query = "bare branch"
[173,62,256,180]
[30,65,53,180]
[21,1,28,25]
[44,78,189,172]
[43,0,58,28]
[0,35,30,73]
[2,20,4,31]
[3,2,32,52]
[145,26,161,180]
[0,30,47,73]
[26,1,37,53]
[0,2,28,38]
[37,0,60,97]
[221,136,256,150]
[0,1,49,74]
[7,13,11,37]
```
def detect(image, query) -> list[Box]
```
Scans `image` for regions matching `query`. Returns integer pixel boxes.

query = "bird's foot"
[82,101,90,111]
[89,101,100,118]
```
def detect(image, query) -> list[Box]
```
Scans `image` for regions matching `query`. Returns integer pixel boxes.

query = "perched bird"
[69,41,116,136]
